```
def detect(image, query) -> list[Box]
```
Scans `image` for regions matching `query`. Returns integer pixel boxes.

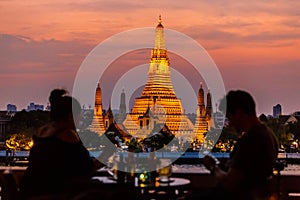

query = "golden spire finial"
[158,14,162,24]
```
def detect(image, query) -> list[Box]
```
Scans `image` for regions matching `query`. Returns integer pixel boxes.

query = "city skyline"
[1,1,300,115]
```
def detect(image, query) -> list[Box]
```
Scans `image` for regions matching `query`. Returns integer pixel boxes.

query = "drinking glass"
[158,159,172,182]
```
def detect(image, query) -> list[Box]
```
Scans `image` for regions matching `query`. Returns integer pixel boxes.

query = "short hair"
[219,90,256,116]
[49,89,81,121]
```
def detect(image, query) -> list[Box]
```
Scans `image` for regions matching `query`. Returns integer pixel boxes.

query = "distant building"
[6,104,17,112]
[27,102,44,111]
[213,112,225,129]
[0,111,11,141]
[278,111,300,125]
[273,104,282,118]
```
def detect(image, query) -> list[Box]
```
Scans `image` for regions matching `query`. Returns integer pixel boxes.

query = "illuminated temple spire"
[155,15,165,49]
[123,16,194,139]
[206,90,215,130]
[142,15,174,98]
[206,89,212,119]
[89,83,105,135]
[198,82,206,116]
[193,82,209,142]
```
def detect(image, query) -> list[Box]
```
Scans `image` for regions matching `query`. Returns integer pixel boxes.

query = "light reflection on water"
[5,150,292,159]
[3,151,300,175]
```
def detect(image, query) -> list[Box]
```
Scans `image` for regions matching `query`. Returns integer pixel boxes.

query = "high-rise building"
[27,103,44,111]
[6,104,17,112]
[123,16,194,140]
[273,104,282,118]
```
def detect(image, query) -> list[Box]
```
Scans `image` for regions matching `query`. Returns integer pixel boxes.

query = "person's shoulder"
[57,129,81,144]
[247,123,277,144]
[248,123,271,135]
[242,124,266,142]
[36,123,56,138]
[256,123,275,137]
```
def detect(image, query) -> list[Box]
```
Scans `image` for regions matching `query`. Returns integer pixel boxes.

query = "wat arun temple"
[89,16,213,143]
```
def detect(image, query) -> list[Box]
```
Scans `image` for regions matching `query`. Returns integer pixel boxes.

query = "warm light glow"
[89,83,106,135]
[6,134,34,150]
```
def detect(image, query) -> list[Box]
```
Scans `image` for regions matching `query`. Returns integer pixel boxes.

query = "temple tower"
[206,90,215,130]
[123,16,194,139]
[89,83,106,135]
[104,104,114,129]
[116,88,127,123]
[193,83,209,142]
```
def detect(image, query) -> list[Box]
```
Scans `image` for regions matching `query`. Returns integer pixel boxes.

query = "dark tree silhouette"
[8,110,50,138]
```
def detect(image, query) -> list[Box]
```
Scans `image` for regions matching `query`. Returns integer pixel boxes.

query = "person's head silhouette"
[220,90,259,133]
[49,89,81,128]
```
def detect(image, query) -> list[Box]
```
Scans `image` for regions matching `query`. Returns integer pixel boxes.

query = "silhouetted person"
[20,89,114,199]
[204,90,278,200]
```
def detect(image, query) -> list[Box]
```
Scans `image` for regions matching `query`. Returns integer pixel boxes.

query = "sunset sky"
[1,0,300,115]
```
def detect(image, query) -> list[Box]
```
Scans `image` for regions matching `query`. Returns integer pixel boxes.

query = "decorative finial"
[200,82,203,88]
[158,14,162,24]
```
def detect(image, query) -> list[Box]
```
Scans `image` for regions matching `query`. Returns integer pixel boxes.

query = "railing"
[1,150,300,167]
